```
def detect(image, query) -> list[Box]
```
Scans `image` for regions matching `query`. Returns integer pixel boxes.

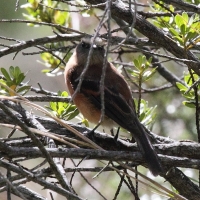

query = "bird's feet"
[84,124,100,140]
[111,127,120,146]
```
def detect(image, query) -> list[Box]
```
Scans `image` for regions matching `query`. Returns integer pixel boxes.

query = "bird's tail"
[130,119,162,176]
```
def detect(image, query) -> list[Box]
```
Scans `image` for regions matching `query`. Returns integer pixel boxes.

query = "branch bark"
[85,0,200,75]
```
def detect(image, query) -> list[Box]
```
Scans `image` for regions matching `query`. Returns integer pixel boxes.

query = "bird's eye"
[81,42,90,49]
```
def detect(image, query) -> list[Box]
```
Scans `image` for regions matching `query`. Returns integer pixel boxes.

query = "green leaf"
[176,82,188,92]
[182,12,189,24]
[185,31,198,43]
[82,118,89,127]
[175,14,184,28]
[13,66,21,78]
[0,66,30,96]
[1,68,11,81]
[133,59,140,70]
[180,24,186,35]
[139,112,145,121]
[174,36,184,46]
[49,102,57,111]
[42,69,51,73]
[169,28,179,36]
[142,68,157,82]
[16,73,25,85]
[61,91,69,97]
[9,66,15,78]
[188,14,196,26]
[47,90,78,120]
[53,10,67,25]
[66,109,79,120]
[131,70,140,77]
[4,80,13,87]
[183,101,196,108]
[16,85,31,93]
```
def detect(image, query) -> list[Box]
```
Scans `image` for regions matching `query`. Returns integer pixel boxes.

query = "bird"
[64,37,162,176]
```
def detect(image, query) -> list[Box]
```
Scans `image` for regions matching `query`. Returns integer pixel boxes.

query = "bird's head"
[75,37,106,66]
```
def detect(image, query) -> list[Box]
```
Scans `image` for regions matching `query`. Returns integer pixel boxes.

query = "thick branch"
[164,167,200,200]
[1,101,200,199]
[0,34,81,58]
[0,101,74,194]
[163,0,200,13]
[1,144,200,170]
[0,160,83,200]
[85,0,200,75]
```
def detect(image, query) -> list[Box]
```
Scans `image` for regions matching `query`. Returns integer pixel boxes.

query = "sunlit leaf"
[0,68,11,81]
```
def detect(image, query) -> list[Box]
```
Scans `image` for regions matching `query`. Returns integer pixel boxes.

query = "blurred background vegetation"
[0,0,200,199]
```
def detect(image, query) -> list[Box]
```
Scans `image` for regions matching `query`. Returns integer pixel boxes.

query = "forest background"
[0,0,200,199]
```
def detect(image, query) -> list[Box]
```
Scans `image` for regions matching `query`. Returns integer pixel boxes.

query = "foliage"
[0,66,30,96]
[46,91,79,120]
[21,0,70,25]
[176,71,199,108]
[22,0,158,128]
[40,51,65,75]
[1,0,200,199]
[130,55,156,83]
[127,55,157,127]
[154,7,200,49]
[22,0,72,75]
[134,98,157,127]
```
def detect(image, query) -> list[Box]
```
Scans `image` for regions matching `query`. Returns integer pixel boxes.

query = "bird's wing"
[76,78,137,130]
[71,77,162,176]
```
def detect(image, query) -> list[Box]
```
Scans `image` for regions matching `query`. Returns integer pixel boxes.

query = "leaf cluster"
[46,91,79,120]
[22,0,70,25]
[176,71,200,108]
[0,66,30,96]
[1,0,200,199]
[154,9,200,49]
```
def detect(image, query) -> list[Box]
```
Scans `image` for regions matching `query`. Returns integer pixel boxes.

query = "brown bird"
[64,37,162,176]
